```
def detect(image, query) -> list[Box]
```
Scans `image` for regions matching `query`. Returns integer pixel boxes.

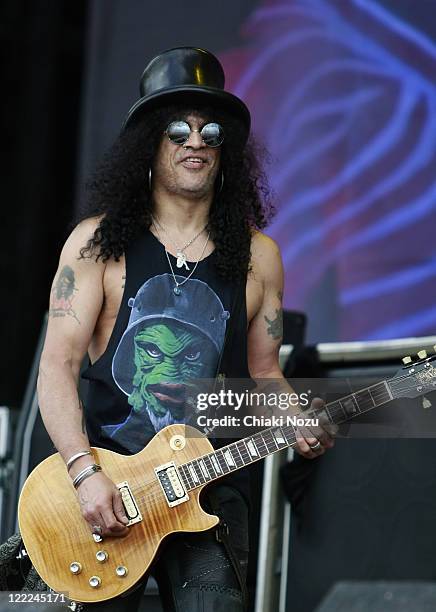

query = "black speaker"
[283,341,436,612]
[283,310,307,348]
[316,581,436,612]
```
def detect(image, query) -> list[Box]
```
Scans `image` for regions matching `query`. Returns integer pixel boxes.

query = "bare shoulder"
[43,216,107,364]
[49,216,106,322]
[60,215,104,262]
[250,229,283,282]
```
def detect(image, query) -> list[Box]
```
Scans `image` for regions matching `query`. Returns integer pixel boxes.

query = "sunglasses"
[165,121,225,148]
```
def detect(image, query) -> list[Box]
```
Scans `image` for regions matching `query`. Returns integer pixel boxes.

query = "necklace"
[152,220,211,295]
[152,215,207,271]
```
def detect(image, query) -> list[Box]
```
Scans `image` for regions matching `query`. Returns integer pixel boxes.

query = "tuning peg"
[417,350,428,360]
[402,356,412,364]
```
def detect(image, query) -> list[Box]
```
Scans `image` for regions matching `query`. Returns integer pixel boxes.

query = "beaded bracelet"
[72,464,102,489]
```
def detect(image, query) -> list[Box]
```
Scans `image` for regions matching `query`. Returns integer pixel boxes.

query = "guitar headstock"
[388,346,436,400]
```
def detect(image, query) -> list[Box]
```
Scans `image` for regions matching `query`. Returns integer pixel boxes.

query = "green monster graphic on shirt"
[104,274,229,452]
[128,323,217,430]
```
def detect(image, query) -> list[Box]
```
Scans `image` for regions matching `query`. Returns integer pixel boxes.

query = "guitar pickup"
[116,481,143,526]
[155,462,189,508]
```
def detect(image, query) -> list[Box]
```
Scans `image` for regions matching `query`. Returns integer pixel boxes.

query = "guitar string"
[117,370,433,509]
[130,432,303,505]
[118,379,412,502]
[119,372,425,511]
[131,437,302,508]
[123,434,291,500]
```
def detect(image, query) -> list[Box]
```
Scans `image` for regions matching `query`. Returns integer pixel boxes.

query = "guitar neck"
[177,379,393,491]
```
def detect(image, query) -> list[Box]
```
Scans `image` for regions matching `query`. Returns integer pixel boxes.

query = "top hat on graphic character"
[121,46,251,143]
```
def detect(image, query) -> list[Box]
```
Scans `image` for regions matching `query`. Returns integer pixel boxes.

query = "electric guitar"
[18,348,436,603]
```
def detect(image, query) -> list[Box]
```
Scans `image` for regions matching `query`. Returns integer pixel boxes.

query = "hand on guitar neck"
[69,456,130,538]
[291,397,337,458]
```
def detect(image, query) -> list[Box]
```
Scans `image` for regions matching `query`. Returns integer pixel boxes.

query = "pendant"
[173,286,181,295]
[176,252,189,270]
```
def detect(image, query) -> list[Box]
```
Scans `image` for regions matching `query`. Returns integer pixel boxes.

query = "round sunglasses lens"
[201,123,224,147]
[167,121,190,144]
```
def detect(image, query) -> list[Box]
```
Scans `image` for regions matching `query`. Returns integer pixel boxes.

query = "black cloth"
[82,228,251,502]
[0,533,48,593]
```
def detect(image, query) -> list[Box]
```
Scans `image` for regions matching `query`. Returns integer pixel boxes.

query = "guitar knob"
[69,562,82,575]
[116,565,129,577]
[89,576,101,588]
[96,550,109,563]
[92,533,103,543]
[402,356,412,364]
[417,350,427,359]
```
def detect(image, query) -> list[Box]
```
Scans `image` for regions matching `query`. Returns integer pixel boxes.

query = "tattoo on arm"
[263,291,283,341]
[49,265,80,324]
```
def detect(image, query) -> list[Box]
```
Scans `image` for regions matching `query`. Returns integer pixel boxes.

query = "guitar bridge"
[155,462,189,507]
[116,481,143,526]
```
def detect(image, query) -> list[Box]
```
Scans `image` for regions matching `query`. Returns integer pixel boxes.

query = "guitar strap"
[207,487,249,610]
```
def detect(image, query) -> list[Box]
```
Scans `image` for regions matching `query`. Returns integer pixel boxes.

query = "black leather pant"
[80,485,249,612]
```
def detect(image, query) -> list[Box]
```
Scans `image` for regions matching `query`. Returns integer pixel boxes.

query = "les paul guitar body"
[18,424,219,603]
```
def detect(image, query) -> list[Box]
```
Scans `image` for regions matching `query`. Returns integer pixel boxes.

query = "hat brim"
[122,86,251,142]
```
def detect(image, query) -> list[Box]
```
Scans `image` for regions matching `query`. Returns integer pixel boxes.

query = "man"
[38,47,334,611]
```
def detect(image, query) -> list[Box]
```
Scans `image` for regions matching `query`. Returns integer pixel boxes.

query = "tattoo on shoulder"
[49,265,80,324]
[264,291,283,340]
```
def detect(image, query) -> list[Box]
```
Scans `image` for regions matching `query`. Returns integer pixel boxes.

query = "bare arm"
[247,233,335,457]
[38,218,128,536]
[38,221,102,462]
[247,233,284,380]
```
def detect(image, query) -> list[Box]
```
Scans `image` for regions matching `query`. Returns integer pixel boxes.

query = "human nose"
[183,129,206,149]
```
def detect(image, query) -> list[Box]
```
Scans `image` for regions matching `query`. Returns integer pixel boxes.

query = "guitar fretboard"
[177,380,393,491]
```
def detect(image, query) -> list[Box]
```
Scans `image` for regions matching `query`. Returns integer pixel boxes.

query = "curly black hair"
[77,100,275,280]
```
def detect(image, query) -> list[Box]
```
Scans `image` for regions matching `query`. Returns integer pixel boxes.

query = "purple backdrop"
[219,0,436,342]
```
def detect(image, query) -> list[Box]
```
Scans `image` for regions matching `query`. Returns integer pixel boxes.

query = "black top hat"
[122,47,251,142]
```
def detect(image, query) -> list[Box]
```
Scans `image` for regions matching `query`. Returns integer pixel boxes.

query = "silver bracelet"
[66,450,93,472]
[72,464,102,489]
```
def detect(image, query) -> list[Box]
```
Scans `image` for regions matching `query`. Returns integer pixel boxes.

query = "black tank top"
[82,229,251,501]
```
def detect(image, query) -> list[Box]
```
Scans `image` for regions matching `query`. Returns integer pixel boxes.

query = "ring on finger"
[309,441,322,451]
[92,524,103,535]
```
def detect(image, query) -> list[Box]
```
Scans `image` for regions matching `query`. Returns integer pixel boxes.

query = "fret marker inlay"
[188,465,199,483]
[272,428,286,445]
[210,455,221,473]
[198,460,209,479]
[247,440,258,457]
[224,449,235,467]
